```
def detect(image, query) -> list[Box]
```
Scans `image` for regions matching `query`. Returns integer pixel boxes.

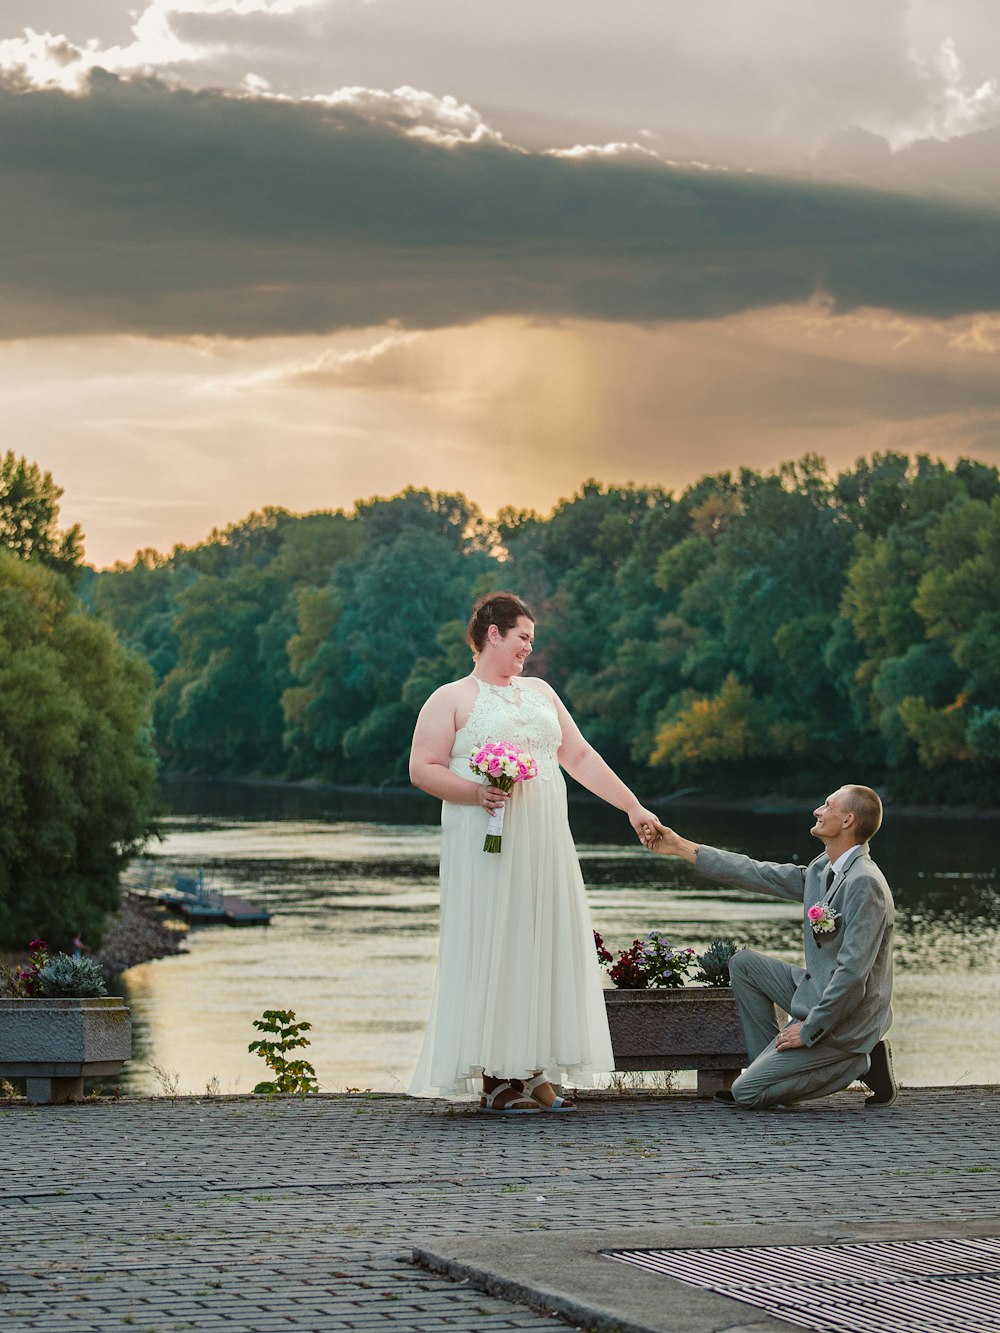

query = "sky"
[3,1,1000,566]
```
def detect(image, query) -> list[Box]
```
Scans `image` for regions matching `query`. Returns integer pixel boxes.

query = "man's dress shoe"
[714,1089,736,1103]
[861,1039,898,1106]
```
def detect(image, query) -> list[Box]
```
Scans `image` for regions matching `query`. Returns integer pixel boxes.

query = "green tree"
[281,585,353,770]
[157,566,290,774]
[94,549,184,680]
[0,552,156,948]
[914,498,1000,647]
[97,509,365,779]
[0,451,83,575]
[651,673,772,771]
[281,490,496,783]
[87,456,1000,804]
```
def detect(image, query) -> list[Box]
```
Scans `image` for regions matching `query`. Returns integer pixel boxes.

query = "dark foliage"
[92,456,1000,806]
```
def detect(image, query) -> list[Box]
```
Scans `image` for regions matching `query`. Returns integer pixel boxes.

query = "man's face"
[811,788,850,843]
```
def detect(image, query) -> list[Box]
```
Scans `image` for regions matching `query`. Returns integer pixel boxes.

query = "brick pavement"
[2,1087,999,1332]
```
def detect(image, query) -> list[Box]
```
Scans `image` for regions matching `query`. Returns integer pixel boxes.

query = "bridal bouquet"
[469,741,539,853]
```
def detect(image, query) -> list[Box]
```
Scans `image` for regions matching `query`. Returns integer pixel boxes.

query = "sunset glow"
[3,1,1000,565]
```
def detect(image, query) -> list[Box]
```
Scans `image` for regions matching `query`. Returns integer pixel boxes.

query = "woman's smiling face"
[491,615,534,674]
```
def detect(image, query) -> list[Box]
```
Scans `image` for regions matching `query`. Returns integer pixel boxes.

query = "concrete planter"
[604,986,747,1098]
[0,997,132,1104]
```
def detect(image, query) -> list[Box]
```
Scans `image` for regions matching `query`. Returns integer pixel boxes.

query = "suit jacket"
[695,842,894,1054]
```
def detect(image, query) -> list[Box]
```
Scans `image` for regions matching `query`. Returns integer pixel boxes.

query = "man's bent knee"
[728,949,752,983]
[731,1073,785,1110]
[728,948,767,985]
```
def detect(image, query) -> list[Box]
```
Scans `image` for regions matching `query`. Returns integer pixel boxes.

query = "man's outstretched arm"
[649,821,809,903]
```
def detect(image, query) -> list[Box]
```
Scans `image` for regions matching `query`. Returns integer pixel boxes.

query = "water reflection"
[116,779,1000,1096]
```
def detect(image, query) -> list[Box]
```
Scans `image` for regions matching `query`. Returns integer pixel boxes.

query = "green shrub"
[694,939,741,987]
[36,953,108,998]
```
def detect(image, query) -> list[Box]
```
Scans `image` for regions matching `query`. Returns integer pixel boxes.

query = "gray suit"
[696,842,894,1108]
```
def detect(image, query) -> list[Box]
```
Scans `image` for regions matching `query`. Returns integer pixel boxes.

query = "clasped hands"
[638,817,671,852]
[635,816,697,863]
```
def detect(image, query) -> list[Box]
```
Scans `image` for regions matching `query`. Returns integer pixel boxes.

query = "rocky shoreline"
[96,893,189,979]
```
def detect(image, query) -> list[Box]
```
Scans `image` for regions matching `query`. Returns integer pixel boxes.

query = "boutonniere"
[808,904,839,939]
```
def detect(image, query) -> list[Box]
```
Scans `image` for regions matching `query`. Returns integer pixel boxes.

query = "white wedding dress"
[408,677,614,1098]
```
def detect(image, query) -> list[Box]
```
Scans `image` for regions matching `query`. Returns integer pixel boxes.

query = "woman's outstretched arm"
[548,687,659,845]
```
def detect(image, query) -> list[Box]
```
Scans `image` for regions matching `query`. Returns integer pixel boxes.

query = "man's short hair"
[842,785,883,842]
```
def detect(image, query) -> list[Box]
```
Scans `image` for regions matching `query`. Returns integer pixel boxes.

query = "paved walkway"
[2,1086,999,1332]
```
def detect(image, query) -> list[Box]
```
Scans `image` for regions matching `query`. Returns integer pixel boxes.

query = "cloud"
[0,1,324,91]
[878,123,1000,205]
[312,84,503,146]
[907,36,1000,142]
[228,331,429,390]
[2,72,1000,342]
[10,3,1000,160]
[546,141,662,162]
[8,5,1000,196]
[7,310,1000,566]
[0,28,88,91]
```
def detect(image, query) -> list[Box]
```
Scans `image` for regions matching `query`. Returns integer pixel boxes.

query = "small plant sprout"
[150,1064,181,1096]
[249,1009,319,1095]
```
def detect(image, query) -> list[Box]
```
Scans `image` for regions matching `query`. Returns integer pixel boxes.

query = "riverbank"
[158,770,1000,822]
[0,894,188,984]
[96,891,189,978]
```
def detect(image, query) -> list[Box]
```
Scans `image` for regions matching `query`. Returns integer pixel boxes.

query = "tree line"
[0,453,156,948]
[89,451,1000,805]
[7,446,995,949]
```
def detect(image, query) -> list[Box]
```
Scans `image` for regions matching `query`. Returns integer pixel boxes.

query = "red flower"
[595,932,651,986]
[16,966,41,997]
[593,931,613,965]
[608,941,649,989]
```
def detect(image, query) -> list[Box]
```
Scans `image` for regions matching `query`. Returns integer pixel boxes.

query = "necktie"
[824,867,835,894]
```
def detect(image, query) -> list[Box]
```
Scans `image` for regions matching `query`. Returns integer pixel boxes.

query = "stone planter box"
[0,997,132,1104]
[604,986,747,1098]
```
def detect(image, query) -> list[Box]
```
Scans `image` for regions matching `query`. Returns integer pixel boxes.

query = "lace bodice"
[453,677,562,781]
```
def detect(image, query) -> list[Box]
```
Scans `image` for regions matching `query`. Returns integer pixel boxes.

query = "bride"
[407,591,658,1114]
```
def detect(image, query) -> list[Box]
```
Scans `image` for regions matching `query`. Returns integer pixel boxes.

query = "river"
[115,778,1000,1096]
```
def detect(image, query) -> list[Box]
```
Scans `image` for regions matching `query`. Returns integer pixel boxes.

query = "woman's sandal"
[522,1072,577,1113]
[479,1076,541,1115]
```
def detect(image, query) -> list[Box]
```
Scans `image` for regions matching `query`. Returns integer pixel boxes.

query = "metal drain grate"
[608,1236,1000,1332]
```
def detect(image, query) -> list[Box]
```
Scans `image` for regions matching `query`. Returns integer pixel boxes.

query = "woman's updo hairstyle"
[467,591,534,653]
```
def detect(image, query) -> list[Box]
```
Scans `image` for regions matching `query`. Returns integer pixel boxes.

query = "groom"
[650,785,896,1109]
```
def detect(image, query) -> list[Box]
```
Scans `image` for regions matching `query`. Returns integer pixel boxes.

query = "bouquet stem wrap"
[483,776,515,853]
[469,741,539,854]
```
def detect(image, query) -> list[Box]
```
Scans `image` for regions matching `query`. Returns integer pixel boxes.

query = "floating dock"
[123,862,271,926]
